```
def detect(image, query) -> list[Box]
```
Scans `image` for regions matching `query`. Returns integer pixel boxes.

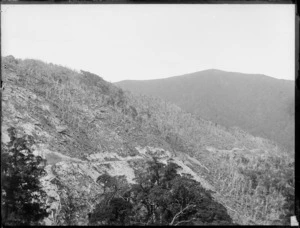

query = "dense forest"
[1,56,295,225]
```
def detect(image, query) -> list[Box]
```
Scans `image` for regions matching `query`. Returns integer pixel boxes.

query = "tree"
[89,173,132,225]
[89,158,233,226]
[89,197,133,226]
[1,127,49,225]
[56,187,81,226]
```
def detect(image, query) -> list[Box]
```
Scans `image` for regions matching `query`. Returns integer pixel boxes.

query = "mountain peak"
[203,68,225,72]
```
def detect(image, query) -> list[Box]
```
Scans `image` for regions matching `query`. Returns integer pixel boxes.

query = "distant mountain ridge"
[116,69,294,152]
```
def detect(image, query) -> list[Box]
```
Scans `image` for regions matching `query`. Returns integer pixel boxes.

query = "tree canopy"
[89,157,233,226]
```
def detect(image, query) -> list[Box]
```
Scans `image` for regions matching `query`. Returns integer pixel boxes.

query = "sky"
[1,4,295,82]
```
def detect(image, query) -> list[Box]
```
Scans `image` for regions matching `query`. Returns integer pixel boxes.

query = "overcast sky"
[2,4,295,82]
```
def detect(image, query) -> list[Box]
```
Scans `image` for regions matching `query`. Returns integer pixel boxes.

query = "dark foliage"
[1,127,49,225]
[89,158,233,226]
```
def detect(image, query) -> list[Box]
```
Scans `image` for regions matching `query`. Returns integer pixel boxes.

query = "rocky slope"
[1,56,294,225]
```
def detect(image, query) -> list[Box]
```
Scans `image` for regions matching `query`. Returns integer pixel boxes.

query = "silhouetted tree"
[1,127,49,225]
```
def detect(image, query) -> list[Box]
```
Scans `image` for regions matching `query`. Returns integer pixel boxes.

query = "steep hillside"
[116,69,294,152]
[1,56,294,225]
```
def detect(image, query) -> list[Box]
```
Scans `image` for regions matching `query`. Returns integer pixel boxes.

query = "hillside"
[1,56,294,225]
[116,69,294,152]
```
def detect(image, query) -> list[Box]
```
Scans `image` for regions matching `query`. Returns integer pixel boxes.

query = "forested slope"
[1,56,294,225]
[116,69,294,152]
